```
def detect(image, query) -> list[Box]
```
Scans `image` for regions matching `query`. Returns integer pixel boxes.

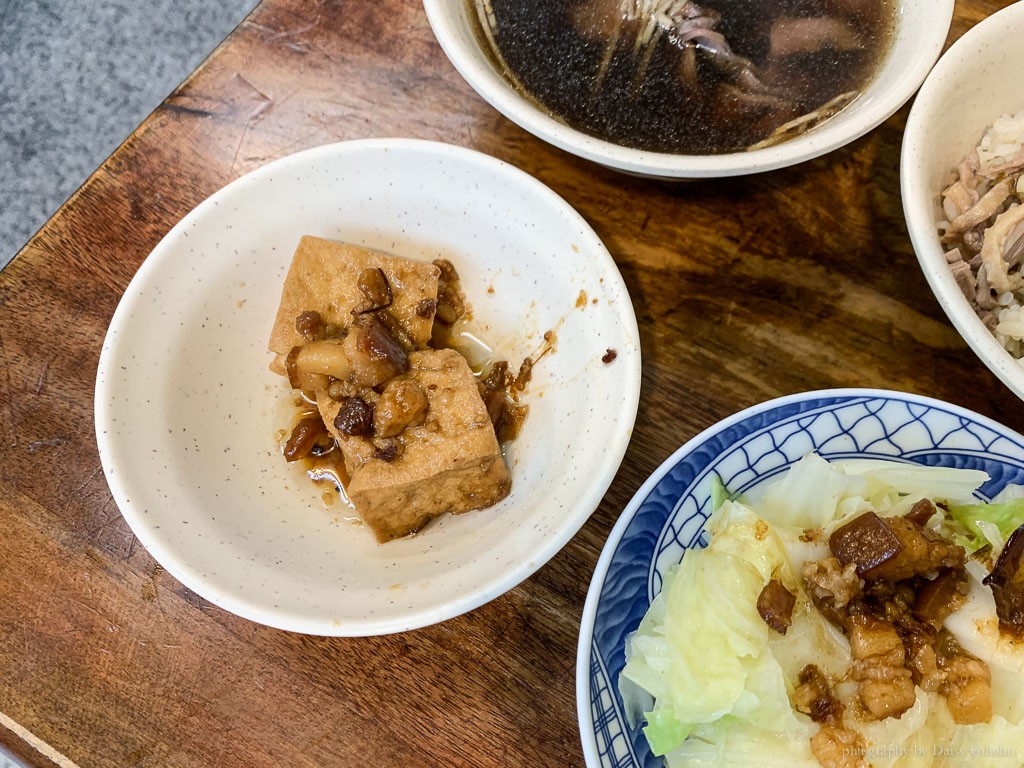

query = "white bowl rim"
[900,1,1024,401]
[575,385,1024,764]
[423,0,954,178]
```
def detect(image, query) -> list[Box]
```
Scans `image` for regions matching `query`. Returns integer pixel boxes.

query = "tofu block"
[268,236,440,374]
[317,348,511,542]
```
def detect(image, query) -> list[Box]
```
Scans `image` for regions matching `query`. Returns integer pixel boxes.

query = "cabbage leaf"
[753,454,989,531]
[617,454,1020,767]
[620,501,803,756]
[948,498,1024,554]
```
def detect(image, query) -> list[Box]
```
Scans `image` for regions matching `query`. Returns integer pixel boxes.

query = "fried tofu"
[317,349,511,542]
[268,236,439,374]
[269,236,513,543]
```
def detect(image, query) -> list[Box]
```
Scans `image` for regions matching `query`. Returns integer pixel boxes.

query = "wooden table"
[1,1,1020,766]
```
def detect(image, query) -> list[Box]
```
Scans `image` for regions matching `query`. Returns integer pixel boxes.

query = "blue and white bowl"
[576,388,1024,768]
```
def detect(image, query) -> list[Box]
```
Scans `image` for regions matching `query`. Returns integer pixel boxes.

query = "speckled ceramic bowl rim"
[94,137,642,636]
[575,386,1024,765]
[900,1,1024,402]
[423,0,953,178]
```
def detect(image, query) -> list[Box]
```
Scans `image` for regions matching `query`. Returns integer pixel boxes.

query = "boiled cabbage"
[618,453,1024,767]
[948,497,1024,554]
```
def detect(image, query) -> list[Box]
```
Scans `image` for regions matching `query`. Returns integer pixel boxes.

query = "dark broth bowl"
[424,0,952,179]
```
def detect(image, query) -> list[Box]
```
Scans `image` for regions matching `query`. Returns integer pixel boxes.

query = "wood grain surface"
[1,1,1021,766]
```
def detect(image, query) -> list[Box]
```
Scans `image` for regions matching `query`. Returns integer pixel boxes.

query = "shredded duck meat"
[942,178,1013,239]
[978,204,1024,294]
[939,118,1024,342]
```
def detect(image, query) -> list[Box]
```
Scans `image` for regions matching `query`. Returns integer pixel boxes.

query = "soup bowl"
[423,0,953,179]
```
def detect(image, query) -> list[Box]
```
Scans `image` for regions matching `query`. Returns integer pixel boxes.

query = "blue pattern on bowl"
[577,389,1024,768]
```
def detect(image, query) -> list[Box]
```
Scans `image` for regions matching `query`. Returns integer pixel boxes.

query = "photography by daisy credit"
[841,745,1017,761]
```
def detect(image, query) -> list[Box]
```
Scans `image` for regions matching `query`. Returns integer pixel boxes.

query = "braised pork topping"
[803,556,863,626]
[433,257,466,325]
[478,359,530,442]
[913,567,967,628]
[757,578,796,635]
[282,415,333,463]
[794,664,843,726]
[845,612,917,720]
[333,396,374,438]
[353,267,393,315]
[348,314,408,385]
[828,509,964,581]
[809,725,868,768]
[983,523,1024,638]
[935,631,993,725]
[799,503,991,727]
[295,310,326,341]
[374,379,429,438]
[280,253,533,514]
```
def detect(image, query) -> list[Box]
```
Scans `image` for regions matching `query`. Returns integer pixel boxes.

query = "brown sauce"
[278,398,355,510]
[473,0,895,154]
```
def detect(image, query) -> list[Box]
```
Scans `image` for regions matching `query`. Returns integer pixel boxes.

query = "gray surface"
[0,0,257,270]
[0,0,254,760]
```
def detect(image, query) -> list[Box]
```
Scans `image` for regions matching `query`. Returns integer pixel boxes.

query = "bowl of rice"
[901,2,1024,400]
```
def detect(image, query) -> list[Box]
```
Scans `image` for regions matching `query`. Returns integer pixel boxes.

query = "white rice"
[994,302,1024,359]
[977,109,1024,172]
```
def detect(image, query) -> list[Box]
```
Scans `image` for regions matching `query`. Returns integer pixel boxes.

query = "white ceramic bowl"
[577,388,1024,768]
[901,1,1024,401]
[423,0,952,179]
[95,138,641,636]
